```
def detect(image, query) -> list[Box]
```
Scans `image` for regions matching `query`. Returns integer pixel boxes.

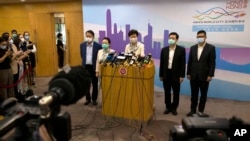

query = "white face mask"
[0,45,7,50]
[20,38,25,42]
[130,37,137,44]
[85,37,93,43]
[9,39,13,45]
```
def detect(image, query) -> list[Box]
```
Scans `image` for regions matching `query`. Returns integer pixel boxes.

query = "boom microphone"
[39,65,91,106]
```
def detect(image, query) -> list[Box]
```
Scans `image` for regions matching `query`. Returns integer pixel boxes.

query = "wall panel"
[0,0,83,76]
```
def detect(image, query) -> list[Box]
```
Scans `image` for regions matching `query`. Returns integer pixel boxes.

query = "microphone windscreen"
[49,78,75,105]
[49,66,91,105]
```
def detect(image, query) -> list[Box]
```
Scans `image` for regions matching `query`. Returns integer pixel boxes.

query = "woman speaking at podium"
[95,37,115,77]
[124,29,145,57]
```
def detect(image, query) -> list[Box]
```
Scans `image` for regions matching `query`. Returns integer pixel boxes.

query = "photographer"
[0,37,14,104]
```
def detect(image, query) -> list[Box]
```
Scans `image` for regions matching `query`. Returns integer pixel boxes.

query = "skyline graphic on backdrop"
[95,9,250,74]
[98,9,169,60]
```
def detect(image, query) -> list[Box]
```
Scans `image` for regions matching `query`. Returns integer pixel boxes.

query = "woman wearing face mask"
[23,31,37,86]
[124,29,145,57]
[13,38,30,102]
[95,37,115,77]
[18,34,26,51]
[6,34,23,101]
[0,37,14,104]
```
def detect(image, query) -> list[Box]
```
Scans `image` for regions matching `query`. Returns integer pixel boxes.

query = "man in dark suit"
[159,32,186,116]
[186,30,216,116]
[80,30,102,105]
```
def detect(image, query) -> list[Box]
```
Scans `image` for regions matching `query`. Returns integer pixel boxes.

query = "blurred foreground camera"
[170,117,229,141]
[0,65,91,141]
[170,116,249,141]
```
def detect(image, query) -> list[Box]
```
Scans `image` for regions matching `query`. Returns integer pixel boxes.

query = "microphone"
[39,65,91,106]
[102,52,114,65]
[144,53,152,64]
[115,52,126,65]
[129,54,137,65]
[126,53,133,63]
[110,52,118,65]
[137,55,145,66]
[100,53,113,65]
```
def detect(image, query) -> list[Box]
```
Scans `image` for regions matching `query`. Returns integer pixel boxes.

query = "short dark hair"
[197,30,206,36]
[128,29,139,37]
[57,33,63,38]
[85,30,95,37]
[102,37,111,44]
[17,34,22,38]
[169,32,179,40]
[0,37,6,43]
[14,38,21,50]
[11,29,17,33]
[1,32,9,41]
[23,31,29,36]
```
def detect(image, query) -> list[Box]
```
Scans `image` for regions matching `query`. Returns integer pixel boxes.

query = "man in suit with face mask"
[159,32,186,116]
[80,30,102,105]
[186,30,216,117]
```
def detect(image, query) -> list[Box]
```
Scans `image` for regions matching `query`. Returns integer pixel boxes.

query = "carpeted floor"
[28,76,250,141]
[64,104,176,141]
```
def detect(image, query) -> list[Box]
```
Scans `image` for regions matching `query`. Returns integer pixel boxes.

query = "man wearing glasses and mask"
[186,30,216,117]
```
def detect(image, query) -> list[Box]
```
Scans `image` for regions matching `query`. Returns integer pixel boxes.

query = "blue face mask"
[102,44,109,49]
[197,38,205,44]
[25,35,30,40]
[168,39,175,46]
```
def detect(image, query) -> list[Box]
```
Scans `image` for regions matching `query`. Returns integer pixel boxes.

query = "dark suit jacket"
[80,41,102,70]
[187,43,216,81]
[159,45,186,81]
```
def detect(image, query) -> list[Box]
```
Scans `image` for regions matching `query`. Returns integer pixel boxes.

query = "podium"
[101,62,155,121]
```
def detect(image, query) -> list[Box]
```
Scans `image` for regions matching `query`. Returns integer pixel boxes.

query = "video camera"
[169,116,249,141]
[0,65,91,141]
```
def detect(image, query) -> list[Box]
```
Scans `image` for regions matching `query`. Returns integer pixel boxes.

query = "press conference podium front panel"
[101,62,155,121]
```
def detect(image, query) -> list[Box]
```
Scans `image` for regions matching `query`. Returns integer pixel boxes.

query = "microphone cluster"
[100,52,152,67]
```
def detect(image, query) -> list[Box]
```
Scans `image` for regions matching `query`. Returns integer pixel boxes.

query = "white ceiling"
[0,0,77,4]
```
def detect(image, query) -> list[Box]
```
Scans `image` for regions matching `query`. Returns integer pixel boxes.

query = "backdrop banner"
[82,0,250,101]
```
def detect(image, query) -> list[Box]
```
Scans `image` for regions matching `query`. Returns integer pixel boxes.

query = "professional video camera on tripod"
[0,65,91,141]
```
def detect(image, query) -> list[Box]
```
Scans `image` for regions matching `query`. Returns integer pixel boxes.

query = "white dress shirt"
[197,43,206,60]
[86,42,93,65]
[168,46,176,69]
